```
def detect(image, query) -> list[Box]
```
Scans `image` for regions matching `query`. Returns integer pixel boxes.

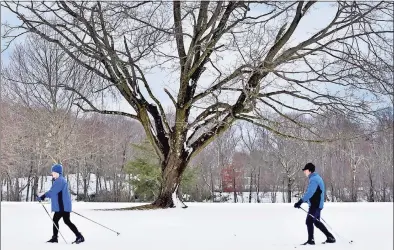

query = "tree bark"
[97,158,101,196]
[210,165,215,202]
[26,159,34,202]
[382,176,387,202]
[15,176,20,201]
[256,167,261,203]
[330,183,335,202]
[282,178,286,203]
[77,163,80,198]
[232,167,237,203]
[103,176,108,192]
[152,154,187,208]
[248,171,253,203]
[99,175,102,192]
[83,175,88,201]
[287,177,292,203]
[0,178,3,201]
[128,173,132,201]
[40,176,45,192]
[351,165,357,202]
[31,175,39,201]
[6,176,10,201]
[368,168,375,202]
[113,172,117,202]
[96,171,100,196]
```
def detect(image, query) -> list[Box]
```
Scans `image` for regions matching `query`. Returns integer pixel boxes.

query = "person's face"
[303,169,311,177]
[52,172,60,179]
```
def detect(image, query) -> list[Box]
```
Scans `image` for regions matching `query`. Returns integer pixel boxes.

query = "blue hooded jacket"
[301,172,325,209]
[44,164,72,212]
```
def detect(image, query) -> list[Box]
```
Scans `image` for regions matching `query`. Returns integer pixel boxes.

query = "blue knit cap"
[51,164,63,175]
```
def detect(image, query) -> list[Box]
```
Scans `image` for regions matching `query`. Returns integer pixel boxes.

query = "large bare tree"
[2,1,392,208]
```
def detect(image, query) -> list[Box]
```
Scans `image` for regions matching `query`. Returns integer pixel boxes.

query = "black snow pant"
[306,207,334,241]
[53,212,80,237]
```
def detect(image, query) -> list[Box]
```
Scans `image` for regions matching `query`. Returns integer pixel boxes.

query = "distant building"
[221,165,245,192]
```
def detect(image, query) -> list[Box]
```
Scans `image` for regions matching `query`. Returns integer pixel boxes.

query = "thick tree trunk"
[152,154,187,208]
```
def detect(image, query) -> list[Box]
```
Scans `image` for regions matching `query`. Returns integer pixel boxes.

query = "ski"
[295,241,352,248]
[294,243,325,248]
[294,242,335,248]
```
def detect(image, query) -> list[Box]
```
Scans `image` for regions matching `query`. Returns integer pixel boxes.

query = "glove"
[294,199,303,208]
[36,194,46,201]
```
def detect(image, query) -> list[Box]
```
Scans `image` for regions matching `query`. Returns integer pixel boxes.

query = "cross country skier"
[294,163,336,245]
[37,163,85,244]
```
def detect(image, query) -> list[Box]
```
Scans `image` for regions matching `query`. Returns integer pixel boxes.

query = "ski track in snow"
[1,202,393,250]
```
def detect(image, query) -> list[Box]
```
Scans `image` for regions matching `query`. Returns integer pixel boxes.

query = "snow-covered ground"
[1,202,392,250]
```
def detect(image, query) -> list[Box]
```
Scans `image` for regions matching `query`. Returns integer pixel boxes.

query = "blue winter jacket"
[44,175,72,212]
[301,172,325,209]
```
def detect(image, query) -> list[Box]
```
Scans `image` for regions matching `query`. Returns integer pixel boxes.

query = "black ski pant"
[306,207,333,241]
[52,212,80,237]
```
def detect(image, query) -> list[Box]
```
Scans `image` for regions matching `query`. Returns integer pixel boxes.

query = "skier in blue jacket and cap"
[37,163,84,244]
[294,163,336,245]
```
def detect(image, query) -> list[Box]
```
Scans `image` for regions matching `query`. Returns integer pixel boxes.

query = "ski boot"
[47,236,58,243]
[325,236,336,244]
[72,233,85,244]
[301,239,315,245]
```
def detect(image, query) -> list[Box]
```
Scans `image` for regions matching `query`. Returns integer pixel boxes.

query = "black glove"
[294,199,303,208]
[36,194,46,201]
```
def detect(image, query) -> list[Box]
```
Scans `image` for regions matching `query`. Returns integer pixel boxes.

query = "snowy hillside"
[1,202,393,250]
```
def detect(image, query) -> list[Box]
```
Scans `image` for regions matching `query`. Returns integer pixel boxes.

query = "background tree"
[126,140,162,201]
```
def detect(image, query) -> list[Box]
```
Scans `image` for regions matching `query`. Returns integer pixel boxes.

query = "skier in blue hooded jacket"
[37,164,84,244]
[294,163,336,245]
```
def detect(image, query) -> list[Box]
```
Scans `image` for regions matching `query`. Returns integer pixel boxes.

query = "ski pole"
[300,207,353,244]
[72,211,120,236]
[38,200,68,244]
